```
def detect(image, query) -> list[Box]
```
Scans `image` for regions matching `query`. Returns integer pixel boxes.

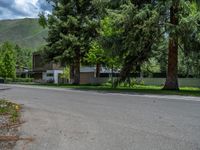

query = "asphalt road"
[0,84,200,150]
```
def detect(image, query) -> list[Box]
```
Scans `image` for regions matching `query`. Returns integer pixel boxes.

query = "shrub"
[5,78,33,83]
[13,78,33,83]
[5,78,13,83]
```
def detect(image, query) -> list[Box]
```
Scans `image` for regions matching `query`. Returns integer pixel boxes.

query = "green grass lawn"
[28,83,200,97]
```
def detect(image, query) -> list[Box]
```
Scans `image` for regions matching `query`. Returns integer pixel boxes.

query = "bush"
[120,78,145,87]
[5,78,13,83]
[13,78,33,83]
[5,78,33,83]
[0,77,5,83]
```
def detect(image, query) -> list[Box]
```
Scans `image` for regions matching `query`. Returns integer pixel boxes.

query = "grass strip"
[30,83,200,97]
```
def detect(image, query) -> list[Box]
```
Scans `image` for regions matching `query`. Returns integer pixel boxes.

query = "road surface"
[0,84,200,150]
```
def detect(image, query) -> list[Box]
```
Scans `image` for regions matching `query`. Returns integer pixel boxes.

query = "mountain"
[0,18,48,49]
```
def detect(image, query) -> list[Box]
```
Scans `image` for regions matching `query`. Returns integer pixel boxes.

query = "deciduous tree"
[0,42,16,79]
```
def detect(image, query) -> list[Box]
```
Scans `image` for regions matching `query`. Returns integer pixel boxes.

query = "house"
[32,52,63,84]
[16,66,29,78]
[79,67,96,84]
[32,52,97,84]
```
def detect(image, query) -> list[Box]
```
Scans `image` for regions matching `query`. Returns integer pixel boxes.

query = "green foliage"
[60,67,70,81]
[100,1,161,85]
[37,0,200,87]
[0,42,33,79]
[40,0,101,84]
[100,0,200,86]
[141,58,161,75]
[84,41,106,65]
[32,84,200,97]
[38,12,48,28]
[178,50,200,77]
[4,78,33,83]
[178,0,200,53]
[42,0,100,63]
[15,45,33,69]
[0,99,21,123]
[120,78,145,88]
[145,0,200,78]
[0,42,16,79]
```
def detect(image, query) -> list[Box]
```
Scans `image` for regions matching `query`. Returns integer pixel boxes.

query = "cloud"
[0,8,3,15]
[0,0,52,20]
[36,0,52,11]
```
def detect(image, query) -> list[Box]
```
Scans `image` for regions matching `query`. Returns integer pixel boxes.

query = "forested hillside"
[0,18,47,49]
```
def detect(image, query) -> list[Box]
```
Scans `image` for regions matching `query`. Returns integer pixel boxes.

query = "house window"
[47,73,54,77]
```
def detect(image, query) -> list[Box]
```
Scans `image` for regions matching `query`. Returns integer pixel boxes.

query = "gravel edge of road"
[0,100,21,150]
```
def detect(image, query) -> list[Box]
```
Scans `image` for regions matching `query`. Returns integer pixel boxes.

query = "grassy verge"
[26,83,200,97]
[0,100,21,123]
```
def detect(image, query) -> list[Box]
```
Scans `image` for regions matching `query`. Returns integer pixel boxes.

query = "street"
[0,84,200,150]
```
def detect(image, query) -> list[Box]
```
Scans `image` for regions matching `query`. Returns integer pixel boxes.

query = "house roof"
[80,67,96,73]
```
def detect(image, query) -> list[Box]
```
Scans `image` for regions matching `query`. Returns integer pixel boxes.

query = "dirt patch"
[0,99,22,150]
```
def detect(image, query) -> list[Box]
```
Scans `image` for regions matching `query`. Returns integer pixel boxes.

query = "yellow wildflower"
[15,105,19,110]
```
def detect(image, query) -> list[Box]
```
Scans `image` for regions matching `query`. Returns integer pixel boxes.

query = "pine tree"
[163,0,180,90]
[40,0,100,84]
[101,0,200,88]
[164,0,200,90]
[100,1,161,86]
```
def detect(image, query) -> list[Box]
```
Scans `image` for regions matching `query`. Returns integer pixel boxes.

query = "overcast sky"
[0,0,52,20]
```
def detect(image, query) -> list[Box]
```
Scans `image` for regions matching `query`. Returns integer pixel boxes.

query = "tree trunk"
[73,59,80,85]
[70,64,75,83]
[73,50,80,85]
[163,0,179,90]
[96,63,101,78]
[111,64,114,88]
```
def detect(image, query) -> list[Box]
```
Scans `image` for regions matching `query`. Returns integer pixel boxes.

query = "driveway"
[0,84,200,150]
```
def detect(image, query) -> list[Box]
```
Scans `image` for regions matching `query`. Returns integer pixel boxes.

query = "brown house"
[79,67,96,84]
[32,52,96,84]
[32,52,63,83]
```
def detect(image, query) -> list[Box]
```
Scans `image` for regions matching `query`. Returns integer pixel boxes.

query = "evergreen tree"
[101,0,200,89]
[100,0,161,86]
[39,0,101,84]
[163,0,180,90]
[163,0,200,90]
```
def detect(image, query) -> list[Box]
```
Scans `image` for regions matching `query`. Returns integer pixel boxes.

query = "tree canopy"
[0,42,16,79]
[99,0,200,88]
[40,0,200,88]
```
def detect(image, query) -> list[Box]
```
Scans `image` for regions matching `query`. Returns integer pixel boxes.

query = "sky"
[0,0,52,20]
